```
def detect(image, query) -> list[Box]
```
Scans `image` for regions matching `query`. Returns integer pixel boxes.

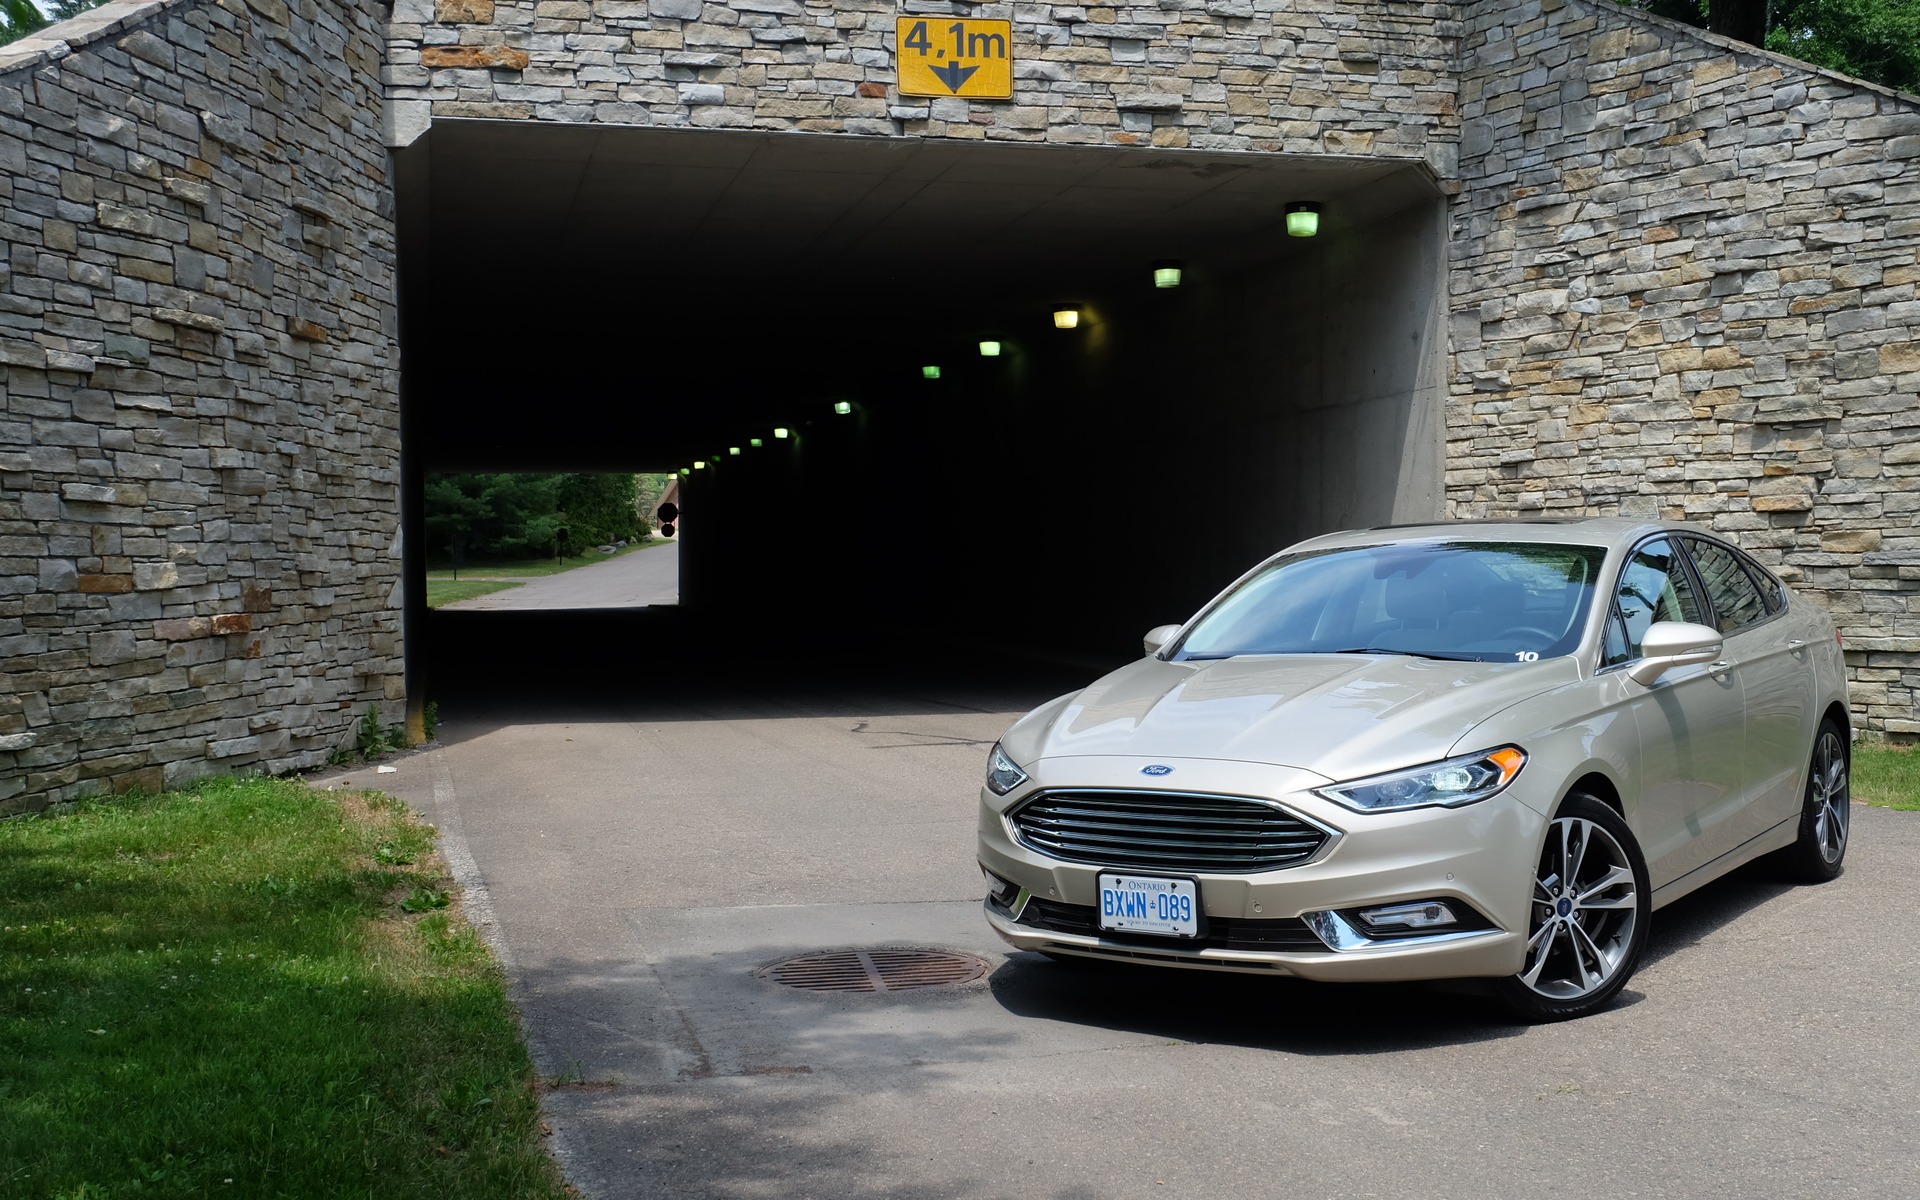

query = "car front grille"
[1006,789,1331,873]
[1015,897,1327,954]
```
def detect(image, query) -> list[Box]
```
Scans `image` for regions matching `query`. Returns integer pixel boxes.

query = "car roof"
[1284,517,1720,554]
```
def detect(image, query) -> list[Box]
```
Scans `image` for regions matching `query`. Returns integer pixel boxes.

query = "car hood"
[1005,653,1579,784]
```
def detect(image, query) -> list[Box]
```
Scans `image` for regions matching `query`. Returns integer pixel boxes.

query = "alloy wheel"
[1519,815,1640,1001]
[1809,727,1850,865]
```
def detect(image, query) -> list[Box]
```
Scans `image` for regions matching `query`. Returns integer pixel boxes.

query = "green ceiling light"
[979,340,1002,357]
[681,467,692,476]
[750,437,764,447]
[833,400,853,415]
[1286,201,1322,238]
[711,455,720,463]
[922,365,941,380]
[1052,305,1081,330]
[1153,261,1183,289]
[774,427,790,439]
[729,446,741,456]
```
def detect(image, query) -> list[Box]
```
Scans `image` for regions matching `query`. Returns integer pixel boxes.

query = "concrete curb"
[425,749,608,1200]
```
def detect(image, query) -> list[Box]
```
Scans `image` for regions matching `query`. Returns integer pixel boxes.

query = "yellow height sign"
[895,17,1013,100]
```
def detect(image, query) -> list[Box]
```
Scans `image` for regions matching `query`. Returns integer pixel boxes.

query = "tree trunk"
[1708,0,1769,46]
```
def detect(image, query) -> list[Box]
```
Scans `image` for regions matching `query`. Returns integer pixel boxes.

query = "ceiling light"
[774,427,790,439]
[750,438,763,447]
[693,461,706,470]
[1153,261,1183,288]
[833,400,852,415]
[1286,201,1322,238]
[1052,306,1080,330]
[729,446,741,456]
[922,365,941,379]
[978,340,1001,357]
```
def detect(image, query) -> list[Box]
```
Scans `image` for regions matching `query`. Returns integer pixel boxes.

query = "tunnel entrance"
[396,122,1447,703]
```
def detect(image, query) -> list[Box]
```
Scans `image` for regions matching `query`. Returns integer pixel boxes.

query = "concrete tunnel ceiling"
[403,121,1443,472]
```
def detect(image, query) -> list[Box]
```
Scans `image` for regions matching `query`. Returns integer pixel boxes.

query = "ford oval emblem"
[1141,764,1174,777]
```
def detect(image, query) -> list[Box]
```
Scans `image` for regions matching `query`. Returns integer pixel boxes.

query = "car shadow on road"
[986,952,1527,1053]
[1638,856,1798,969]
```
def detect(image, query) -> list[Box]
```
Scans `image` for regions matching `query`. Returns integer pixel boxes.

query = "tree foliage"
[0,0,49,46]
[1631,0,1919,93]
[424,472,653,563]
[0,0,108,46]
[1767,0,1920,93]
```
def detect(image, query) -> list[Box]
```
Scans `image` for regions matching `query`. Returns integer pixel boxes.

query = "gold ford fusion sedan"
[978,519,1851,1021]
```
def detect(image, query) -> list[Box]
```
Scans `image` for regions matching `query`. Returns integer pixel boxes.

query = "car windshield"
[1172,541,1609,664]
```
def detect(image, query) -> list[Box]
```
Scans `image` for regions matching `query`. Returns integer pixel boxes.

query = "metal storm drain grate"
[757,948,990,994]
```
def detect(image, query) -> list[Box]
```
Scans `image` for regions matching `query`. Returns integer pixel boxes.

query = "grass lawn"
[0,778,570,1200]
[425,578,525,609]
[1850,741,1920,811]
[425,538,669,582]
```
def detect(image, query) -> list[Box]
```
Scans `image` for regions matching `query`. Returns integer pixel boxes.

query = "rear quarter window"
[1686,538,1770,633]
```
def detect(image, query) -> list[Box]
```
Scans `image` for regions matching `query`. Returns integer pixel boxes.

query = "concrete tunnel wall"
[0,0,403,814]
[673,191,1447,659]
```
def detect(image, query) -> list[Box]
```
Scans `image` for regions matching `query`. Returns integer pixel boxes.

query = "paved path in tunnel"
[329,690,1920,1200]
[441,539,679,610]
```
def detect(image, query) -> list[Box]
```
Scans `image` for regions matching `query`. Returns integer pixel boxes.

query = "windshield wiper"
[1328,647,1479,662]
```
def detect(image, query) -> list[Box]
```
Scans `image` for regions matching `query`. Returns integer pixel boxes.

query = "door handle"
[1787,639,1807,650]
[1710,660,1733,673]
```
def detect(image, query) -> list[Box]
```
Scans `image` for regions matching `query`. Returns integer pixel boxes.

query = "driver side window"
[1607,538,1706,665]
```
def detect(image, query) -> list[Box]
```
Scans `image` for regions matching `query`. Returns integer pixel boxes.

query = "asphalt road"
[342,682,1920,1200]
[441,541,679,610]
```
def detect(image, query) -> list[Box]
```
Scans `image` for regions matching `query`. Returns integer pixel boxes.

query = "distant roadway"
[441,540,679,610]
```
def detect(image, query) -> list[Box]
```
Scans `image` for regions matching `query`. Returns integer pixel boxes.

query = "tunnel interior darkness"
[396,122,1447,700]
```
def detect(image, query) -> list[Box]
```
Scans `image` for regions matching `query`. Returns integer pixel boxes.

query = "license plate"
[1097,873,1200,938]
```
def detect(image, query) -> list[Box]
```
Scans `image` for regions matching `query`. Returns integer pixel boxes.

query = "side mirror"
[1626,621,1724,686]
[1143,624,1183,657]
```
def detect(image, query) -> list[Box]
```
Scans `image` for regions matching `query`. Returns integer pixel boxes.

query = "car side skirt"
[1649,814,1801,912]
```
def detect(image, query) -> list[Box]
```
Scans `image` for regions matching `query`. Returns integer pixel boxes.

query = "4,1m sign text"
[894,17,1013,100]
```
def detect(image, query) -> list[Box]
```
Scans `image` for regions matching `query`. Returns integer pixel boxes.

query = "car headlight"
[1314,746,1526,813]
[985,743,1029,795]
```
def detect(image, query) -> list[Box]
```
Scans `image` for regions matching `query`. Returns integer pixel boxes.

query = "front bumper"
[977,756,1544,982]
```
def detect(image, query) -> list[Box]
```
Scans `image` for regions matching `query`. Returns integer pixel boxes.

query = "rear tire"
[1493,793,1650,1023]
[1774,718,1850,884]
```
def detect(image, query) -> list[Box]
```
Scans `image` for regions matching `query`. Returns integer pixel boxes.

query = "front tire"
[1775,718,1850,883]
[1494,793,1650,1023]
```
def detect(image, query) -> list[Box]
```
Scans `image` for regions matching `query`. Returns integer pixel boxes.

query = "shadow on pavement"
[421,607,1100,743]
[1638,857,1798,970]
[986,952,1528,1053]
[510,947,1107,1200]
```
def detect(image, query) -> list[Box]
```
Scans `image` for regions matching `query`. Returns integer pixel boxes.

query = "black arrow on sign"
[929,61,979,93]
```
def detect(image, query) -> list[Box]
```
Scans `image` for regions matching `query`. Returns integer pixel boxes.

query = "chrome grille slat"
[1021,817,1321,845]
[1009,789,1330,873]
[1022,814,1310,836]
[1032,805,1279,828]
[1022,831,1318,855]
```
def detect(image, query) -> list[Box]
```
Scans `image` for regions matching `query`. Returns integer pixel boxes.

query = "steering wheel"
[1501,626,1558,645]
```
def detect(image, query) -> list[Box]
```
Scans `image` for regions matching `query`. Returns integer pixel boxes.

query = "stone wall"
[1449,0,1920,732]
[383,0,1460,163]
[0,0,403,813]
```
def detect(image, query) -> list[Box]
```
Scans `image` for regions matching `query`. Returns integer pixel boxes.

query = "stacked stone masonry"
[382,0,1464,164]
[5,0,1920,812]
[0,0,402,813]
[1449,0,1920,732]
